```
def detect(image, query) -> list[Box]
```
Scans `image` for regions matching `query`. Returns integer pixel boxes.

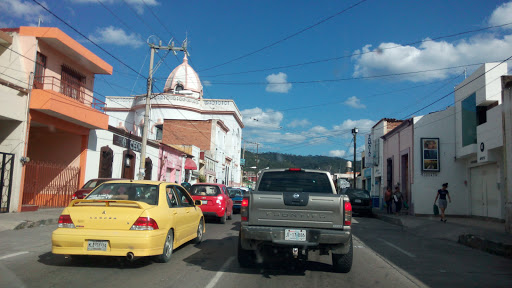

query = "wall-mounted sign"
[240,159,245,166]
[365,134,373,167]
[421,138,440,172]
[113,134,142,153]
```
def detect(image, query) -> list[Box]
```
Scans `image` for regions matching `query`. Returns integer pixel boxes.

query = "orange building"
[0,27,112,212]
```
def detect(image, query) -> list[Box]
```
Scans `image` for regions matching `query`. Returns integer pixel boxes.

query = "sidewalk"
[0,208,63,232]
[372,208,512,258]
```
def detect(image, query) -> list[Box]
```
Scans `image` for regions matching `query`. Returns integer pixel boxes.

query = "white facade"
[104,55,243,186]
[84,129,159,183]
[454,63,507,219]
[0,31,34,212]
[412,107,467,215]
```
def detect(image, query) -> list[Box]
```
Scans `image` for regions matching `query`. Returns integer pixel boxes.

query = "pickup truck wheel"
[219,213,226,224]
[332,237,353,273]
[237,236,254,268]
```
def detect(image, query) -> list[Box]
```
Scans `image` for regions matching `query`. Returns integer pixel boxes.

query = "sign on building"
[113,134,142,153]
[365,134,373,167]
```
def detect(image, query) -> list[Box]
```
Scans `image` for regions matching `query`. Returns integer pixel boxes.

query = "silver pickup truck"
[238,168,353,272]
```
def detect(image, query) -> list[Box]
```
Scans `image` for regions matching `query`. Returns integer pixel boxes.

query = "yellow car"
[52,180,204,263]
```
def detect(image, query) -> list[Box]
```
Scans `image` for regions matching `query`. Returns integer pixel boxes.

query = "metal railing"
[22,161,80,208]
[33,76,106,112]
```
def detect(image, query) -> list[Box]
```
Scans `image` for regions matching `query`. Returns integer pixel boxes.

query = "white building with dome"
[103,54,244,186]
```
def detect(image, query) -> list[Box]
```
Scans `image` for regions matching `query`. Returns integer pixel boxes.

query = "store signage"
[113,134,142,153]
[421,138,440,172]
[365,134,373,167]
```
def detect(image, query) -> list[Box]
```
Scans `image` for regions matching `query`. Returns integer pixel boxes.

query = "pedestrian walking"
[384,187,393,214]
[434,183,452,222]
[393,186,404,215]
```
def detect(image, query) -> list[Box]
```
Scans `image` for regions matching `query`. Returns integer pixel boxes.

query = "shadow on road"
[37,252,155,269]
[184,234,334,276]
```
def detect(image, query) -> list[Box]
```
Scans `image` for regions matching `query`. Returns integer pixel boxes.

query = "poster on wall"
[421,138,440,172]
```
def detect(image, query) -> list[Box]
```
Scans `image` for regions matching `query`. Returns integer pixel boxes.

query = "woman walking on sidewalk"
[435,183,452,222]
[393,186,404,215]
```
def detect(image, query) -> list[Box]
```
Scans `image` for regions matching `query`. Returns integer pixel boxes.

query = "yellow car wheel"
[155,230,173,263]
[194,220,203,244]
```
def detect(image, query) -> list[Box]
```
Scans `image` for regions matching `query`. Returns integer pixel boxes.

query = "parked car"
[340,188,372,216]
[228,187,244,213]
[52,180,205,263]
[189,183,233,224]
[71,178,125,200]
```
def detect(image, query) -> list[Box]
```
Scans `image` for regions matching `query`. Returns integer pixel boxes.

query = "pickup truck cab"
[238,168,353,272]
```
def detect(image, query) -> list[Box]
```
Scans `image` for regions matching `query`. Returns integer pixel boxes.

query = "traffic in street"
[1,214,511,288]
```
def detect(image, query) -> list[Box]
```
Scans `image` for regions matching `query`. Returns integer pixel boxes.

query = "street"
[1,215,511,288]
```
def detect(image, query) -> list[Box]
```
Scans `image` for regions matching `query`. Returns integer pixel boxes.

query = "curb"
[458,234,512,259]
[13,218,58,230]
[373,213,404,227]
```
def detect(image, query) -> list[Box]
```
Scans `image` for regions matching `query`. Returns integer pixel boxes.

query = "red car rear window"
[189,185,221,196]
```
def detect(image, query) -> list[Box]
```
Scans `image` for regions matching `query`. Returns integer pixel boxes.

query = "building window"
[155,124,163,140]
[461,93,477,147]
[33,52,46,89]
[61,65,86,101]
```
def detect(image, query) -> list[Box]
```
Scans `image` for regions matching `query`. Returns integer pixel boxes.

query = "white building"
[104,54,244,186]
[454,62,507,219]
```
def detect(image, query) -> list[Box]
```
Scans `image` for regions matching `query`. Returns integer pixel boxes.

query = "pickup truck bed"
[238,168,353,273]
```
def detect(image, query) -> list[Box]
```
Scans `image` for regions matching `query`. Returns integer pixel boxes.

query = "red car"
[189,183,233,223]
[71,178,125,200]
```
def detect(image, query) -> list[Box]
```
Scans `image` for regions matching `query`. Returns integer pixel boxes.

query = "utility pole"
[352,128,358,188]
[138,39,188,180]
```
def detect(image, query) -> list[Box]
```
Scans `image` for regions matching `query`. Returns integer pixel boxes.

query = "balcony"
[30,76,109,130]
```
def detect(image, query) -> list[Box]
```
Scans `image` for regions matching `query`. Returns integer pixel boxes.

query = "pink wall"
[382,122,414,202]
[159,146,184,183]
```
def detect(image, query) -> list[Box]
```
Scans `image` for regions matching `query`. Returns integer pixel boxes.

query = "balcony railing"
[33,76,106,112]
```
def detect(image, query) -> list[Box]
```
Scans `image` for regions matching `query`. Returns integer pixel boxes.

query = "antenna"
[38,16,43,27]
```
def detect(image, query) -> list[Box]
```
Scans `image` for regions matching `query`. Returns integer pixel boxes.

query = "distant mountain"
[241,151,360,174]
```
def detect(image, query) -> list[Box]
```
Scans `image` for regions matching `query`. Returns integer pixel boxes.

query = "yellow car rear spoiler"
[70,199,149,209]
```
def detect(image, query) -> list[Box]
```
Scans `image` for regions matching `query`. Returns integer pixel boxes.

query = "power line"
[198,0,369,72]
[201,21,512,78]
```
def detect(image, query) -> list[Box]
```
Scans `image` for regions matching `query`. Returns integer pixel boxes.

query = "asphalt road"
[0,214,511,288]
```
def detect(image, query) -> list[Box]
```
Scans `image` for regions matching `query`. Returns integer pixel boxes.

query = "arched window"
[175,83,184,93]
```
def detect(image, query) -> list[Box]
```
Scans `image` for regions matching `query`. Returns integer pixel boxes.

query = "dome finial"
[183,52,188,63]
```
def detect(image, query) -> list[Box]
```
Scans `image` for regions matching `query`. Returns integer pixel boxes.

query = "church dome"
[163,54,203,98]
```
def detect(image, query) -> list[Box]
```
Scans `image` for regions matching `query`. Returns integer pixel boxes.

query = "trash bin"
[372,196,379,208]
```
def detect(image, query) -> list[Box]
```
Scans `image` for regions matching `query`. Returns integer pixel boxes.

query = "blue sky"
[2,0,512,159]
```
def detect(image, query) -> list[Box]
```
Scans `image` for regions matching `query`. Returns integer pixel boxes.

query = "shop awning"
[185,158,197,170]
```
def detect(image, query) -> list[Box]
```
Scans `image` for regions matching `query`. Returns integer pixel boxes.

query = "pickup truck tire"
[219,213,227,224]
[237,236,255,268]
[332,236,353,273]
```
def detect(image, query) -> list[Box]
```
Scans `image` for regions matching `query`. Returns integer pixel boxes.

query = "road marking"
[0,251,29,260]
[204,256,234,288]
[377,238,416,258]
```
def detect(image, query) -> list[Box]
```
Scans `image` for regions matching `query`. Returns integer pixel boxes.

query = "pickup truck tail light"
[241,198,249,221]
[344,201,352,226]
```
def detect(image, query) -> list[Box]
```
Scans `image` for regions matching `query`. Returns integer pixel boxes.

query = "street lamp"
[352,127,358,189]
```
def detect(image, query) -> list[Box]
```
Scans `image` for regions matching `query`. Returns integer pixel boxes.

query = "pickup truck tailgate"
[248,192,344,229]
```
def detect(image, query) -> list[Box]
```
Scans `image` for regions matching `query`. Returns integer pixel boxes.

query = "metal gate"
[22,161,80,208]
[1,152,15,213]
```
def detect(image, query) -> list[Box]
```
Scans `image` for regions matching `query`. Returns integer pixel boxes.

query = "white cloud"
[203,80,212,87]
[287,119,311,128]
[0,0,47,21]
[333,119,376,138]
[352,3,512,82]
[344,96,366,109]
[329,150,346,157]
[71,0,159,14]
[89,26,143,48]
[489,2,512,29]
[241,107,283,130]
[266,72,292,93]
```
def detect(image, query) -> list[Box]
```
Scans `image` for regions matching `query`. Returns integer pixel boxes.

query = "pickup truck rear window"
[258,171,333,193]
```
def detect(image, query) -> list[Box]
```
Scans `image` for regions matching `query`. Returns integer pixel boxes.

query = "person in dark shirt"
[434,183,452,222]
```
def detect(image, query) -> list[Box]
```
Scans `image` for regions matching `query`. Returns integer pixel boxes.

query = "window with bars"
[61,65,86,101]
[33,52,46,89]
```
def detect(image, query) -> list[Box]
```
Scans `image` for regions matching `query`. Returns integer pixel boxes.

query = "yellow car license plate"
[87,240,108,251]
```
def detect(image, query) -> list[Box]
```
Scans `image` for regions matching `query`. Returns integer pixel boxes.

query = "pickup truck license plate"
[355,199,362,203]
[87,240,108,251]
[285,229,306,241]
